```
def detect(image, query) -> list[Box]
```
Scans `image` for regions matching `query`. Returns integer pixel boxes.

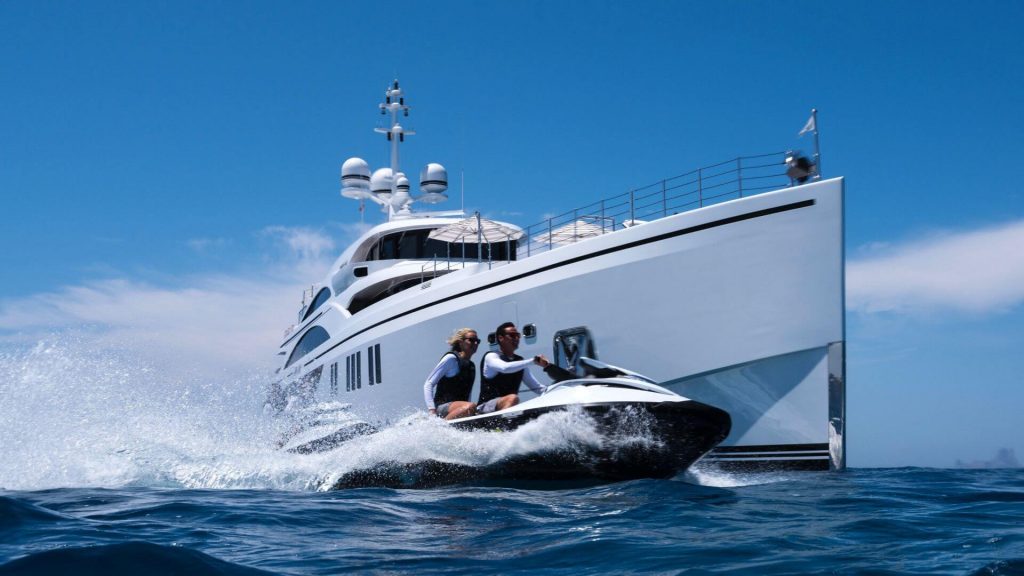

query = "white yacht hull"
[274,177,846,472]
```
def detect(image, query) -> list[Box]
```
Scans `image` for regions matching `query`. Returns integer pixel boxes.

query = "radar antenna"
[374,79,415,217]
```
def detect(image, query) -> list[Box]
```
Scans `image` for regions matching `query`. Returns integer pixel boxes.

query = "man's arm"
[534,354,576,383]
[482,354,535,379]
[521,367,546,395]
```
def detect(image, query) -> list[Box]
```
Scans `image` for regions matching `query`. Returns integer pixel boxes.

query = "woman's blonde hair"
[447,327,477,351]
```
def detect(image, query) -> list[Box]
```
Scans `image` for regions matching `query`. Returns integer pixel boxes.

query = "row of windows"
[293,230,518,328]
[327,344,383,393]
[365,229,518,262]
[285,229,522,367]
[293,228,521,331]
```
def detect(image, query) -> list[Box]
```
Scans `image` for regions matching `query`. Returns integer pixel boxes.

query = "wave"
[0,541,272,576]
[970,560,1024,576]
[0,496,73,535]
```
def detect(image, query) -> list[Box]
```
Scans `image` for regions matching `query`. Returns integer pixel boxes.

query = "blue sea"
[2,469,1022,575]
[2,342,1023,574]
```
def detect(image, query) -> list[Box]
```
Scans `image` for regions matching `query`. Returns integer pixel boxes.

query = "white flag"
[798,112,816,137]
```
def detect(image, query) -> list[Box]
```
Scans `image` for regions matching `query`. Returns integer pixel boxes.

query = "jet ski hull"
[450,399,731,481]
[297,370,732,488]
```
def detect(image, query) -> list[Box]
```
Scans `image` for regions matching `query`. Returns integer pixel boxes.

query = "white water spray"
[0,336,681,491]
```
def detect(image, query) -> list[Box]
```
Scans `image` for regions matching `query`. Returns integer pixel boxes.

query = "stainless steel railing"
[518,151,791,258]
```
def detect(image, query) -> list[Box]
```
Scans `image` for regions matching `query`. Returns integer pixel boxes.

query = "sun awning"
[428,212,524,243]
[536,219,607,245]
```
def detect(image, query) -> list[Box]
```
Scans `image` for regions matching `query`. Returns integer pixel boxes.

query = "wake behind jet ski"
[274,401,378,455]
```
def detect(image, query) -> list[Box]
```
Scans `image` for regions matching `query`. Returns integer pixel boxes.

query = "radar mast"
[340,80,448,220]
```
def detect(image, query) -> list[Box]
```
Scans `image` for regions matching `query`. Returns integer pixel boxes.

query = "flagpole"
[812,108,821,179]
[476,211,482,263]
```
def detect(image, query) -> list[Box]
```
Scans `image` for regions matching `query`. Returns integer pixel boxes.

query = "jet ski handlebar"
[541,357,676,397]
[577,357,657,384]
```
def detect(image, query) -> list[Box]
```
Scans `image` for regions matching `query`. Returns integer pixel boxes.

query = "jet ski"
[445,357,732,481]
[279,359,731,485]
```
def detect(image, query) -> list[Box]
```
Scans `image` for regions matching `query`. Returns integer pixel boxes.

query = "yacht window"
[378,235,397,260]
[348,276,426,315]
[399,233,420,257]
[286,326,331,368]
[449,241,517,261]
[301,288,332,322]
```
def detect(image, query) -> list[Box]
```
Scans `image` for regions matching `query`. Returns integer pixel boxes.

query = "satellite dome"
[395,172,411,194]
[370,167,394,198]
[340,157,371,199]
[418,163,448,204]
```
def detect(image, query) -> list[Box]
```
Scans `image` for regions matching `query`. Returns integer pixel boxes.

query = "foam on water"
[684,462,801,488]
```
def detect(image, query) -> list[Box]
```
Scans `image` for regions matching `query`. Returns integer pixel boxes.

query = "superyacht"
[268,81,845,472]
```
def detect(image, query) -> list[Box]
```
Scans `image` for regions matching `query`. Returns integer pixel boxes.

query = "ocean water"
[2,341,1022,575]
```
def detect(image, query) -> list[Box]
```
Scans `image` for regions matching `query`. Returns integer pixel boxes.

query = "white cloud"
[847,219,1024,315]
[261,226,337,261]
[0,226,351,379]
[0,272,309,376]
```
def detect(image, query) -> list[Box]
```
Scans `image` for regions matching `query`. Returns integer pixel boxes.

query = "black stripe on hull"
[703,442,831,472]
[713,442,829,453]
[712,452,827,459]
[701,458,830,472]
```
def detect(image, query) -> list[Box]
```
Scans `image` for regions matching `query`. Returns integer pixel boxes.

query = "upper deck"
[285,150,804,341]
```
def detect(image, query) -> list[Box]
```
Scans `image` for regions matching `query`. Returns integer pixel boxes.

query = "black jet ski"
[443,358,732,481]
[280,359,731,486]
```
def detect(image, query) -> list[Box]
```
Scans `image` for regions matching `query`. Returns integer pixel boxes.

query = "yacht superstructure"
[269,81,846,472]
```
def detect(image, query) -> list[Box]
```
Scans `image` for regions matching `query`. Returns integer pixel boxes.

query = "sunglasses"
[502,332,521,339]
[463,337,481,344]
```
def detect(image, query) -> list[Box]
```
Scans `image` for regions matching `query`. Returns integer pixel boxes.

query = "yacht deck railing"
[518,151,793,258]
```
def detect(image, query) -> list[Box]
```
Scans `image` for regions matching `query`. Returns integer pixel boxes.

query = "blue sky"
[1,1,1022,468]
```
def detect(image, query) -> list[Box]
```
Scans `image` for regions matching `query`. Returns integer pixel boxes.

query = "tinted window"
[348,277,426,315]
[366,229,517,262]
[301,288,331,322]
[286,326,331,368]
[446,241,517,261]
